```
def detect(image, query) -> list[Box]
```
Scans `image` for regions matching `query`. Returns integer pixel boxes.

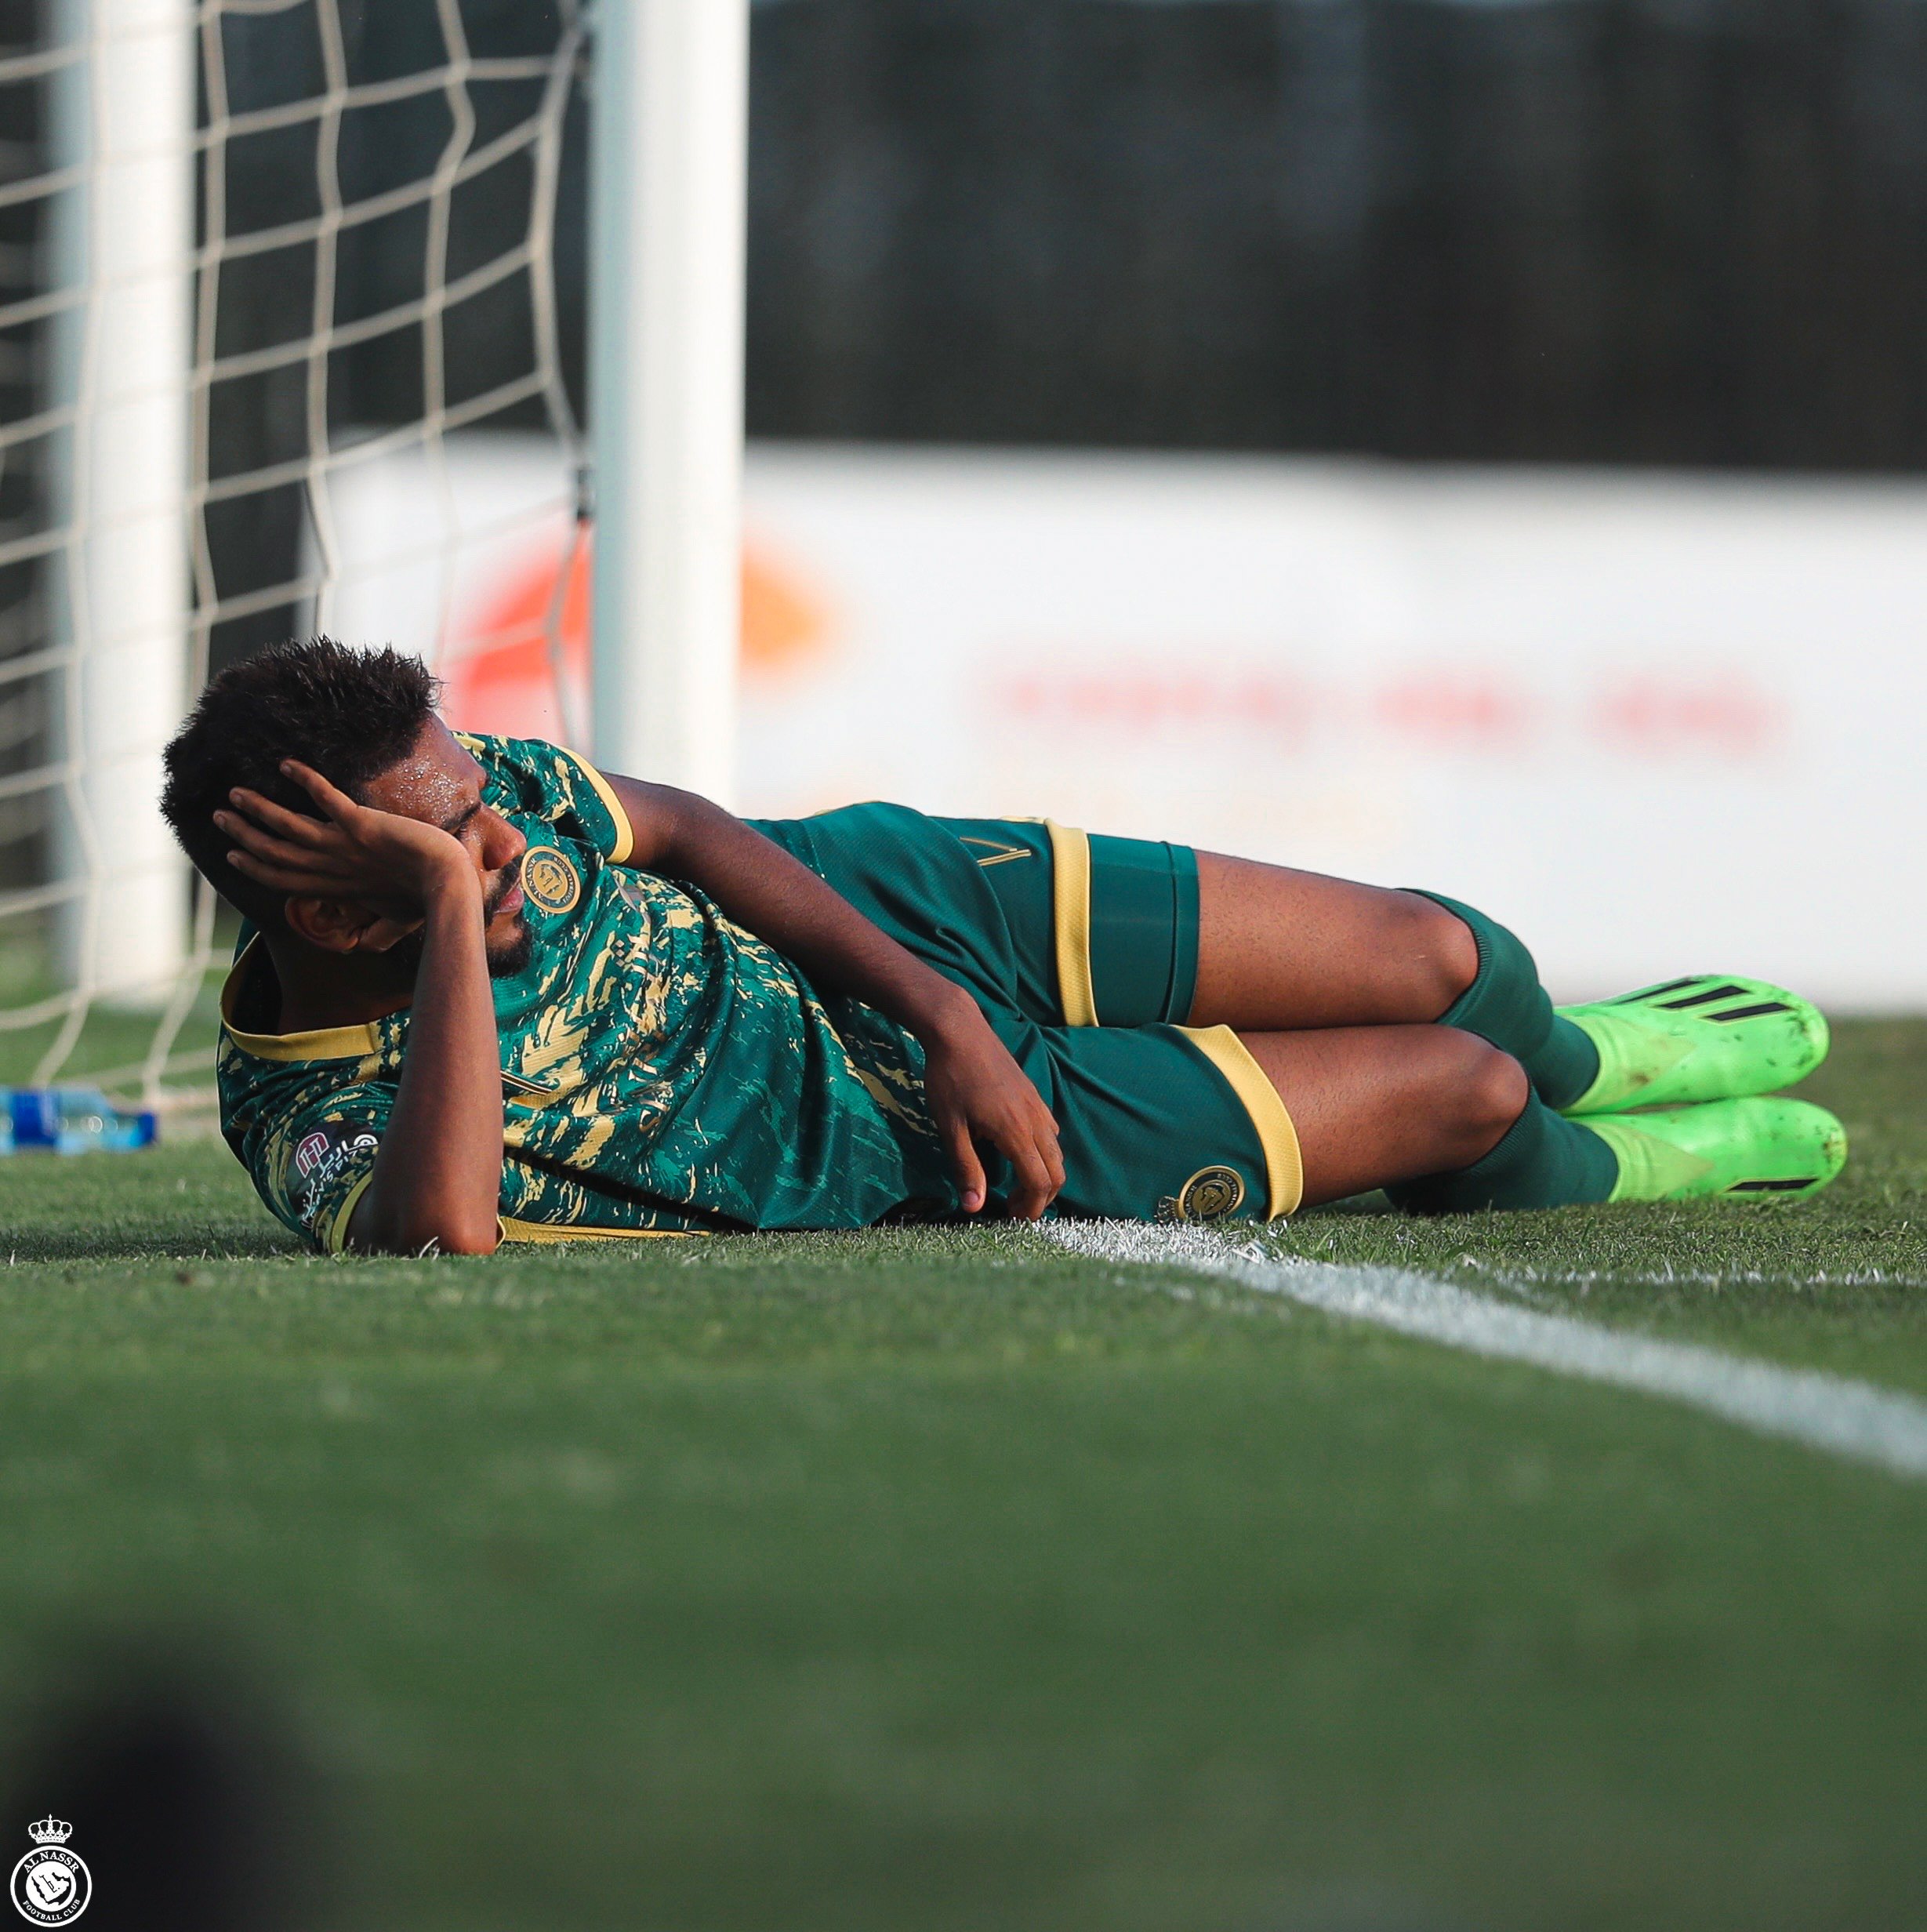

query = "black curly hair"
[160,637,440,925]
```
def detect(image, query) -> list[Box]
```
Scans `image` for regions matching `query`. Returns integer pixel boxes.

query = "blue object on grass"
[0,1088,158,1155]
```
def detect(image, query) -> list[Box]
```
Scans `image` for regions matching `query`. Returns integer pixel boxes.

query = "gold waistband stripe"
[1043,819,1098,1027]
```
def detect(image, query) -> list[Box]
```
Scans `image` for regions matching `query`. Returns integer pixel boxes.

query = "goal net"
[1,0,593,1117]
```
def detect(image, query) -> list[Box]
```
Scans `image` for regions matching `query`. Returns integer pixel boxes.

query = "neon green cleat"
[1580,1096,1847,1203]
[1559,975,1829,1115]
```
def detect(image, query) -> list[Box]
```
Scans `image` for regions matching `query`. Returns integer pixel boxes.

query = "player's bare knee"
[1434,1034,1529,1162]
[1388,892,1479,1017]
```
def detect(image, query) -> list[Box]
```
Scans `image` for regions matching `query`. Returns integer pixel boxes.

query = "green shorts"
[749,804,1302,1223]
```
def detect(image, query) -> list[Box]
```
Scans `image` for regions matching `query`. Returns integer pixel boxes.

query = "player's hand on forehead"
[217,756,482,908]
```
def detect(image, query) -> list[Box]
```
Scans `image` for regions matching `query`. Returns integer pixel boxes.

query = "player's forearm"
[615,780,978,1038]
[347,870,504,1255]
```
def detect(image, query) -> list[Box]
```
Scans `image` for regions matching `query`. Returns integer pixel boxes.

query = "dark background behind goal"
[176,0,1927,488]
[742,0,1927,471]
[5,0,1927,830]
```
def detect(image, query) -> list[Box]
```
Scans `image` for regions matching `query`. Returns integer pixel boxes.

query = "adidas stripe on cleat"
[1581,1096,1848,1204]
[1559,975,1829,1115]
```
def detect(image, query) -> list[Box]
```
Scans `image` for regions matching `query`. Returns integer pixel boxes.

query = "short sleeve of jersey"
[256,1082,394,1254]
[453,732,635,863]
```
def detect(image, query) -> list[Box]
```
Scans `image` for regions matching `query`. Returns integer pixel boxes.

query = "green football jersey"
[216,734,951,1251]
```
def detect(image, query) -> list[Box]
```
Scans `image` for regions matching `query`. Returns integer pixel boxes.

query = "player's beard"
[485,914,534,979]
[481,866,533,977]
[387,874,533,981]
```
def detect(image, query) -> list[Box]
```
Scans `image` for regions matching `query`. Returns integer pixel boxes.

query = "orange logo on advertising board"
[438,531,832,742]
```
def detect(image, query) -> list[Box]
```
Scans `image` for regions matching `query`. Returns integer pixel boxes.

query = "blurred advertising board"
[320,436,1927,1008]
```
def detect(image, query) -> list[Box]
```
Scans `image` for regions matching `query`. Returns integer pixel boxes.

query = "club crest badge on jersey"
[1162,1165,1247,1223]
[11,1818,89,1925]
[521,845,582,917]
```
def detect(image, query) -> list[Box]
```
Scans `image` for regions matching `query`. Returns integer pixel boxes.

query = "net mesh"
[0,0,590,1116]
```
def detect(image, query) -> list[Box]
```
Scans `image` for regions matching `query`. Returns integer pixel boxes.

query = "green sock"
[1387,1097,1619,1215]
[1411,891,1600,1110]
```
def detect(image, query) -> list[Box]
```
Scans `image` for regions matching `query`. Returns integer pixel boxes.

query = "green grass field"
[0,1021,1923,1930]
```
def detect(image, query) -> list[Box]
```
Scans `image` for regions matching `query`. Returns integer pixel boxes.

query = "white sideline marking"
[1043,1221,1927,1481]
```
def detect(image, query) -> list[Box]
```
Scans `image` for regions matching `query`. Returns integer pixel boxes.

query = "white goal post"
[45,0,195,1011]
[589,0,748,807]
[6,0,748,1099]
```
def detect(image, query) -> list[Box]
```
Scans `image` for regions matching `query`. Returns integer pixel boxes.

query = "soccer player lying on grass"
[159,640,1845,1255]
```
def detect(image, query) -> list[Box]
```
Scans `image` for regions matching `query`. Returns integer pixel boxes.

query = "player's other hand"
[918,1000,1064,1218]
[216,759,473,912]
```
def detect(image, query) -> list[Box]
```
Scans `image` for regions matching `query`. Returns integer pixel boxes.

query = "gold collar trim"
[220,936,383,1062]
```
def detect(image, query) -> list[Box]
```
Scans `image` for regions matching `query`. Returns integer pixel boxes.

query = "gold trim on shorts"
[1178,1025,1305,1220]
[1043,819,1098,1026]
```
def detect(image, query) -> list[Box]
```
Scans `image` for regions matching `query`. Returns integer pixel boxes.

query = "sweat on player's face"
[219,733,528,934]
